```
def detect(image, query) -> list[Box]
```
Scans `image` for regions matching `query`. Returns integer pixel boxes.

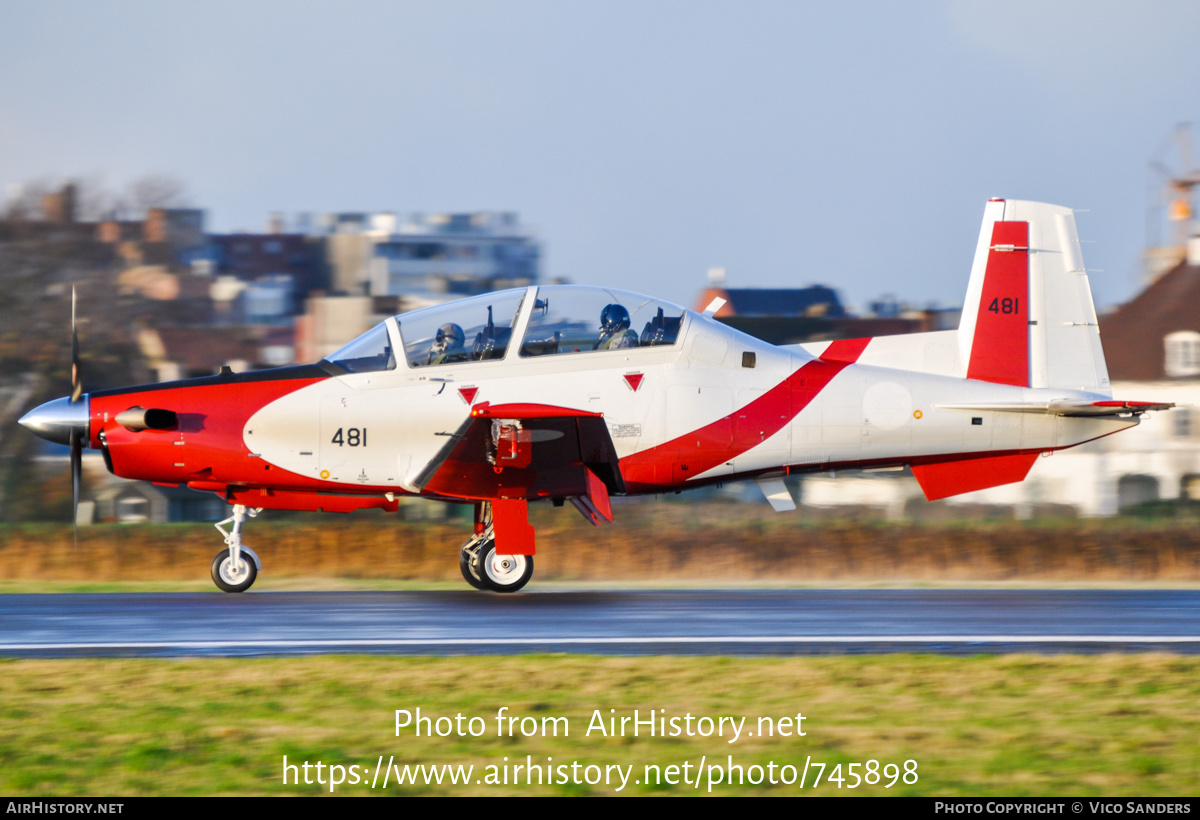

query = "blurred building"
[41,183,77,223]
[293,294,380,364]
[207,230,328,317]
[144,207,205,246]
[1064,244,1200,512]
[1,182,111,246]
[696,278,956,345]
[99,208,208,265]
[91,479,227,524]
[137,326,281,381]
[320,211,540,299]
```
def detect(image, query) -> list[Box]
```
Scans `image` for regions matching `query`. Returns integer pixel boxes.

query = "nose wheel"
[211,548,258,593]
[211,504,263,593]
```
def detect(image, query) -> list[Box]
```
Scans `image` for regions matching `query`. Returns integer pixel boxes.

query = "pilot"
[428,322,465,365]
[596,304,638,350]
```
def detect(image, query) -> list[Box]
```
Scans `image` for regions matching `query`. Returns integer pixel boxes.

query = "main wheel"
[478,541,534,593]
[211,548,258,593]
[460,544,487,590]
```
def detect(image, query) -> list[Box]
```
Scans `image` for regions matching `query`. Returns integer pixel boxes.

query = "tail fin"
[958,199,1110,394]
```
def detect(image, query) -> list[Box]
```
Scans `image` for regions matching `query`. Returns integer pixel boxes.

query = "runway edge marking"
[3,635,1200,651]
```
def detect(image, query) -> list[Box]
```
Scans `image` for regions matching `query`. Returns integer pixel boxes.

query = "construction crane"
[1149,122,1200,249]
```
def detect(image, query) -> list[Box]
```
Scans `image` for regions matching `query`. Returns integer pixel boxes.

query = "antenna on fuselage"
[701,297,727,317]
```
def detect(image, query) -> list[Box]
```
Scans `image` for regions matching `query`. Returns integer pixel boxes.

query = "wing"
[412,402,624,509]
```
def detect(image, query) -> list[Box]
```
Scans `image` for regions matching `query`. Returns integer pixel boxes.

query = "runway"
[0,589,1197,657]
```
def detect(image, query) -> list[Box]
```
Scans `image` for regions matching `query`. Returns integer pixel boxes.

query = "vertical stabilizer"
[958,200,1110,394]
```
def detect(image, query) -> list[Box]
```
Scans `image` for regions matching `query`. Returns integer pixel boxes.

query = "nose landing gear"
[211,504,263,593]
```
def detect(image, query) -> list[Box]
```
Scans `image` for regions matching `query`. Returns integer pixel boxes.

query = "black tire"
[478,540,534,593]
[460,544,487,590]
[211,548,257,593]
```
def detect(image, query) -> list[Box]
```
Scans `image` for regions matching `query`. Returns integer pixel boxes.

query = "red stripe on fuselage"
[619,337,870,489]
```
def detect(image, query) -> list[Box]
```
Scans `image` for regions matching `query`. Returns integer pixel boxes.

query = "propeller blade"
[70,287,83,545]
[70,428,81,547]
[70,287,82,403]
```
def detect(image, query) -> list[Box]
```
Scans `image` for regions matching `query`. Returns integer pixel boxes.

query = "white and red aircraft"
[20,199,1171,592]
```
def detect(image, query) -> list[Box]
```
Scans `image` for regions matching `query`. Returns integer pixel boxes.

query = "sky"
[2,0,1199,312]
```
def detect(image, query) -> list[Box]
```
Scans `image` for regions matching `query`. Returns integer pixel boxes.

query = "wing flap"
[569,467,614,526]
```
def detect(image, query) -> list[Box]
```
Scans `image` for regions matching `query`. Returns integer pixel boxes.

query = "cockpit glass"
[398,290,526,367]
[520,286,685,357]
[324,324,396,373]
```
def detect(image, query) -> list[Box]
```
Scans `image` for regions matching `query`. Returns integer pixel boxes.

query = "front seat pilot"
[596,304,638,350]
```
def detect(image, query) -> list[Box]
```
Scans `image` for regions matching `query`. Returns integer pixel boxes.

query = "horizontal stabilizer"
[935,400,1173,417]
[911,452,1039,501]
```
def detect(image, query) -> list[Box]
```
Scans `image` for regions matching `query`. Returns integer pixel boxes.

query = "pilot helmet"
[600,304,630,333]
[435,323,465,351]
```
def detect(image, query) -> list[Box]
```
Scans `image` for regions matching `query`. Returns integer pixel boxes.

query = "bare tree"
[125,174,189,216]
[73,174,120,222]
[3,178,53,221]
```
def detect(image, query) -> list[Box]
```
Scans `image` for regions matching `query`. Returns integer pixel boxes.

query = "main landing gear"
[211,504,263,593]
[459,502,534,593]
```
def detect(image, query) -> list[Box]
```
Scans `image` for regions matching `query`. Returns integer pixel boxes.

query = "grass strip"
[1,654,1197,796]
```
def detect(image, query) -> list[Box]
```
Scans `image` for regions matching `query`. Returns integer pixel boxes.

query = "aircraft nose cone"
[18,395,89,446]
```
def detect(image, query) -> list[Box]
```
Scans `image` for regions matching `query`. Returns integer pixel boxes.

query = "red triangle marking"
[458,387,478,405]
[623,373,644,392]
